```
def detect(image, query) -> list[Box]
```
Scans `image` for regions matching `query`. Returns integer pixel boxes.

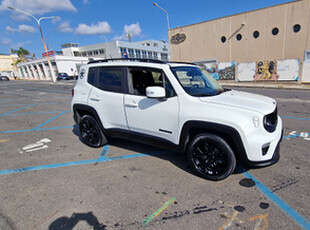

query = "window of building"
[221,36,226,43]
[99,49,105,55]
[128,48,135,58]
[97,67,123,93]
[161,53,168,61]
[272,27,279,36]
[135,49,141,58]
[87,51,93,56]
[153,52,158,60]
[154,43,158,47]
[148,51,153,59]
[93,50,99,55]
[142,50,147,59]
[120,47,127,58]
[253,31,260,39]
[236,34,242,41]
[293,24,301,33]
[82,52,87,57]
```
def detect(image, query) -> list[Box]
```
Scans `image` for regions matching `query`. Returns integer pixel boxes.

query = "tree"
[11,47,31,62]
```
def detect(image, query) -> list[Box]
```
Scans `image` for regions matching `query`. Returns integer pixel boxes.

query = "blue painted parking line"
[0,101,70,107]
[0,126,75,134]
[0,111,69,116]
[0,145,170,175]
[242,171,310,230]
[0,103,36,116]
[281,116,310,121]
[34,111,69,130]
[283,132,310,140]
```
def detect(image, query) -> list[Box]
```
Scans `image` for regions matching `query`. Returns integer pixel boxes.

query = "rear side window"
[87,66,124,93]
[97,67,123,93]
[87,68,96,86]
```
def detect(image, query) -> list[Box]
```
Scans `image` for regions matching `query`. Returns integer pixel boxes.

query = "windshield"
[171,66,224,96]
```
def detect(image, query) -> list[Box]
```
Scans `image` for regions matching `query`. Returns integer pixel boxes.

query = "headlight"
[263,107,278,133]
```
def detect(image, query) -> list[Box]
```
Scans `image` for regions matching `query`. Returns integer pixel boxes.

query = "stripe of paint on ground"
[0,138,10,143]
[242,171,310,230]
[142,197,176,226]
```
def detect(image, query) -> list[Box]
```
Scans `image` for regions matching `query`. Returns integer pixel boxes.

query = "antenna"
[126,31,132,42]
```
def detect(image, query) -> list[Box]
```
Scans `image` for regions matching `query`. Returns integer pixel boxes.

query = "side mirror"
[146,86,166,99]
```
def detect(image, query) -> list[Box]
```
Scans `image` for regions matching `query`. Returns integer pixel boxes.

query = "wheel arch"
[72,104,105,131]
[178,121,247,162]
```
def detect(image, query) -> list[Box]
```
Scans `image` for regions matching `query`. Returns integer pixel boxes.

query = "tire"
[187,134,236,181]
[79,115,105,148]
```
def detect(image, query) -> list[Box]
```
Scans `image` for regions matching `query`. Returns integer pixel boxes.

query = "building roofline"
[170,0,298,31]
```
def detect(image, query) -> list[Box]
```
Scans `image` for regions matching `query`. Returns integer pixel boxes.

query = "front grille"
[264,107,278,133]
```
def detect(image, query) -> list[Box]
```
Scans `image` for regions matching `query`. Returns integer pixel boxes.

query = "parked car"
[0,76,10,81]
[57,72,71,80]
[71,58,283,181]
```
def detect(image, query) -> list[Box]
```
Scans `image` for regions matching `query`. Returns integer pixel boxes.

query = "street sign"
[42,50,54,57]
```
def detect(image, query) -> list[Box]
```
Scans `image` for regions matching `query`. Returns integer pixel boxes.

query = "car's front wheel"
[187,134,236,180]
[79,115,105,148]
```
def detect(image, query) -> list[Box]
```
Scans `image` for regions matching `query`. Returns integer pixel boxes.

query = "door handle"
[90,98,100,102]
[125,100,138,107]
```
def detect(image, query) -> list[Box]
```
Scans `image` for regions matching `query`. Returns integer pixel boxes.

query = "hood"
[198,90,276,114]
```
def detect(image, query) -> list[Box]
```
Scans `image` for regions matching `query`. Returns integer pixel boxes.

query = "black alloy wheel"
[79,115,104,148]
[187,134,236,181]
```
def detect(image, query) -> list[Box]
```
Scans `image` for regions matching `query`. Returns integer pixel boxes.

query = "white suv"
[71,59,283,180]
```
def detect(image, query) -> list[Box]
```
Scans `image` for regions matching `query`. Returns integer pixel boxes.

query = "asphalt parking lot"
[0,81,309,230]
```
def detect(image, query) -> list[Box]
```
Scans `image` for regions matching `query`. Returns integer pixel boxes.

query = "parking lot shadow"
[71,127,248,179]
[48,212,106,230]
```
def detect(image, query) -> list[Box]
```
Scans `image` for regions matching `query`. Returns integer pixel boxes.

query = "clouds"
[1,38,12,45]
[0,0,77,17]
[6,24,36,33]
[75,21,111,35]
[58,22,73,33]
[114,23,142,41]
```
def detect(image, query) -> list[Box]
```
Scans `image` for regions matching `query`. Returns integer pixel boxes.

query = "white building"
[17,56,89,80]
[62,39,169,61]
[17,39,170,80]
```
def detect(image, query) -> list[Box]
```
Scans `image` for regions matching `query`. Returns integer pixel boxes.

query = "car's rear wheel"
[187,134,236,181]
[79,115,105,148]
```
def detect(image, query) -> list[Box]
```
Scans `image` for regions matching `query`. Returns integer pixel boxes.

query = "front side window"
[97,67,123,93]
[171,66,224,96]
[129,68,175,97]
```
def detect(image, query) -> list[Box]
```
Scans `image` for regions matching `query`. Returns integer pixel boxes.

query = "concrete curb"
[219,81,310,90]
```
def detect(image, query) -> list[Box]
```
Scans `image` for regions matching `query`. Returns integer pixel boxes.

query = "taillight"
[72,89,74,97]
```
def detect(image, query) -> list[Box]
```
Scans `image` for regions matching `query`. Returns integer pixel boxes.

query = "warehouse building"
[169,0,310,83]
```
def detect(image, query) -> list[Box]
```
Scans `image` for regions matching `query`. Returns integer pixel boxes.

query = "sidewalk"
[218,80,310,90]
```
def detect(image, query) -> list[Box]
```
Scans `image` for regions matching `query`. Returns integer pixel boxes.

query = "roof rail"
[87,58,167,64]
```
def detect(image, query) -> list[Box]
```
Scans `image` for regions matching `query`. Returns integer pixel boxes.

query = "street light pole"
[152,2,170,60]
[8,6,59,82]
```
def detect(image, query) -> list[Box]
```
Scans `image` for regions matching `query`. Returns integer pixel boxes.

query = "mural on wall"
[238,62,256,81]
[277,59,299,81]
[301,60,310,83]
[253,61,279,81]
[198,61,235,80]
[218,62,235,80]
[238,59,299,81]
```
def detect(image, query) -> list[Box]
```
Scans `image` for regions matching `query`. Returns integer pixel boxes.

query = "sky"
[0,0,295,58]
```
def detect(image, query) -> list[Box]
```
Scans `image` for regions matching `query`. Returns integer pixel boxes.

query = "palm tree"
[11,47,31,62]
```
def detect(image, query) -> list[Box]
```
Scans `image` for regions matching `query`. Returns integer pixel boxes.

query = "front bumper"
[241,128,283,167]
